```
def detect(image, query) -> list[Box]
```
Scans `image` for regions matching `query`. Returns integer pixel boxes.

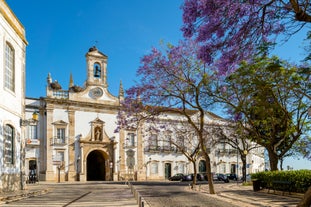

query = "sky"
[6,0,311,170]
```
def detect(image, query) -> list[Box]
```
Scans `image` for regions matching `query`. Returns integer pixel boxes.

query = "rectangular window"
[27,125,37,139]
[151,163,158,174]
[149,134,158,150]
[178,163,185,174]
[177,136,184,147]
[5,43,15,91]
[4,125,14,164]
[55,151,64,161]
[57,128,65,140]
[126,133,135,147]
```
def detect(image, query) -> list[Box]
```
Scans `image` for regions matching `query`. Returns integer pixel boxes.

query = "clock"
[91,87,103,98]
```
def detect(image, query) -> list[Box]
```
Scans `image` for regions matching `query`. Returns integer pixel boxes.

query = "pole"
[236,149,238,185]
[58,165,60,183]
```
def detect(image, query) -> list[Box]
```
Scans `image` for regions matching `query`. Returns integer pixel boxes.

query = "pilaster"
[67,107,76,181]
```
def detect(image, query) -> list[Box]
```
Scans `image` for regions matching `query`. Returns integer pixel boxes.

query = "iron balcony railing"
[50,137,68,146]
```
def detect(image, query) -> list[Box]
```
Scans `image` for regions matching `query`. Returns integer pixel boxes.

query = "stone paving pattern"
[0,182,305,207]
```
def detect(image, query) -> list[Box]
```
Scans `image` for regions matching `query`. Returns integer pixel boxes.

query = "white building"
[0,0,28,191]
[25,47,265,182]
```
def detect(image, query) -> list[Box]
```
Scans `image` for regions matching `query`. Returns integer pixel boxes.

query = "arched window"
[5,43,15,91]
[93,63,101,78]
[4,124,14,164]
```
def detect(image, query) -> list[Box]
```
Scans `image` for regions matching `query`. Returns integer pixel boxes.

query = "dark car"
[183,173,205,181]
[216,173,229,183]
[226,173,238,181]
[168,173,185,181]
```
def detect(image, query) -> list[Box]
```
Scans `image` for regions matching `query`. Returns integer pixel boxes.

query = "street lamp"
[20,111,39,126]
[20,111,39,190]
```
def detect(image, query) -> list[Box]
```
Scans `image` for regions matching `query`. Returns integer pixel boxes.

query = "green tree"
[214,56,311,171]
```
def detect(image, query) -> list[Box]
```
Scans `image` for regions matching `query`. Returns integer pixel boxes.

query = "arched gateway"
[87,150,106,181]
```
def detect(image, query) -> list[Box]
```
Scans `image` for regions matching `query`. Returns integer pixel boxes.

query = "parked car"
[168,173,185,181]
[215,173,229,183]
[226,173,238,181]
[183,173,205,181]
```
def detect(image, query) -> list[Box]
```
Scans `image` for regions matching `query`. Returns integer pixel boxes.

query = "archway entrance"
[87,150,106,181]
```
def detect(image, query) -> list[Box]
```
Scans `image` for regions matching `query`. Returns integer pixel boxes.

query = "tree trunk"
[297,186,311,207]
[280,158,283,171]
[192,160,197,187]
[203,152,215,194]
[267,149,279,171]
[241,155,247,182]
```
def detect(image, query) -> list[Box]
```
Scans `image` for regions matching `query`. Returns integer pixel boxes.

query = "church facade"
[25,47,265,182]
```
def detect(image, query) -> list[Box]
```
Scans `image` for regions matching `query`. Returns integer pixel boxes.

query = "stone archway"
[87,150,106,181]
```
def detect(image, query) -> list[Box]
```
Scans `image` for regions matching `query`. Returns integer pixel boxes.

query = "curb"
[128,182,150,207]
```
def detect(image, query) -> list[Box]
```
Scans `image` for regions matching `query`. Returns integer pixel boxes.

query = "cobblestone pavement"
[132,182,240,207]
[192,182,303,207]
[0,181,304,207]
[1,182,138,207]
[132,181,304,207]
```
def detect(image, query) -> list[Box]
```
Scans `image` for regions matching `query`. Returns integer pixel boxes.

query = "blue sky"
[7,1,311,170]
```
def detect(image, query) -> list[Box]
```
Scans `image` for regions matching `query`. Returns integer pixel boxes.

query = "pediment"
[52,120,68,125]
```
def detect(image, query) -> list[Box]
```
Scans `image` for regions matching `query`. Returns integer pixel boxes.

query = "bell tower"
[85,46,108,87]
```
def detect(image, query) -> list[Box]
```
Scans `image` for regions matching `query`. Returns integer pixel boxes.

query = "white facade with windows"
[0,0,27,191]
[25,47,265,183]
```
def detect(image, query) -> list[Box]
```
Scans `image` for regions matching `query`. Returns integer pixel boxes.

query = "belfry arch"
[86,150,107,181]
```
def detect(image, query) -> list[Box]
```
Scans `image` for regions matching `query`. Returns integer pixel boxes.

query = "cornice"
[43,97,120,112]
[0,1,28,44]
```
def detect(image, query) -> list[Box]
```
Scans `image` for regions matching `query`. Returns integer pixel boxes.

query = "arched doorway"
[87,150,106,181]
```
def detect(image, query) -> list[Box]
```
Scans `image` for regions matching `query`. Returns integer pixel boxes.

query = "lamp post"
[76,156,80,181]
[243,150,248,183]
[20,111,39,190]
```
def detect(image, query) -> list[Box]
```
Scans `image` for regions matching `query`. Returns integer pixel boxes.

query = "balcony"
[144,145,177,153]
[50,137,67,146]
[123,142,137,149]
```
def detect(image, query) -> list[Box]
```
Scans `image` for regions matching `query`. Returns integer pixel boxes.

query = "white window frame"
[5,43,15,92]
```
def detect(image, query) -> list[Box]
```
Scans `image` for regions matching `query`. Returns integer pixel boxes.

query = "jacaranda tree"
[181,0,311,75]
[121,40,221,194]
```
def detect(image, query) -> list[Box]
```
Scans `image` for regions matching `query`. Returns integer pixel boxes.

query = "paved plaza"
[0,181,305,207]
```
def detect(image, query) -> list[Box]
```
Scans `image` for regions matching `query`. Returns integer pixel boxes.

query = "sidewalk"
[0,183,49,205]
[193,182,303,207]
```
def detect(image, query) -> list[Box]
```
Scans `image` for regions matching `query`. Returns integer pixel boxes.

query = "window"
[178,163,185,174]
[151,163,158,174]
[149,134,157,147]
[5,43,15,91]
[56,128,66,144]
[163,135,171,150]
[126,133,135,147]
[27,125,37,139]
[4,124,14,164]
[177,136,184,147]
[57,128,65,139]
[55,151,64,161]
